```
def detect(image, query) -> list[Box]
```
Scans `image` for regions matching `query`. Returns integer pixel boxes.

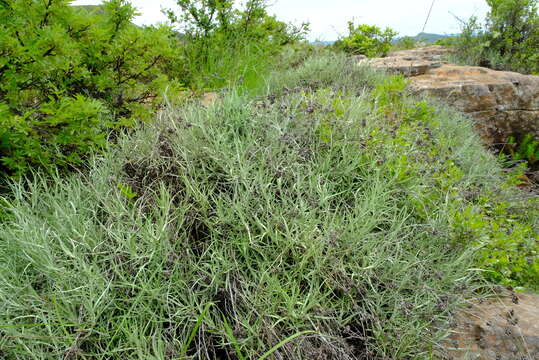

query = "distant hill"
[315,33,456,46]
[411,32,457,43]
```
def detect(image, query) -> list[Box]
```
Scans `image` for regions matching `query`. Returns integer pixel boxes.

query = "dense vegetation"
[2,54,536,359]
[0,0,306,181]
[164,0,309,90]
[0,0,538,359]
[435,0,539,196]
[448,0,539,74]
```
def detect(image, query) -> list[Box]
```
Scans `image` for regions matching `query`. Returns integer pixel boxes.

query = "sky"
[72,0,490,41]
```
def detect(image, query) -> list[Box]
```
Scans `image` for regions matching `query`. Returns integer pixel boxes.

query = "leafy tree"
[165,0,307,42]
[0,0,183,180]
[165,0,236,38]
[485,0,539,71]
[334,22,398,57]
[452,0,539,73]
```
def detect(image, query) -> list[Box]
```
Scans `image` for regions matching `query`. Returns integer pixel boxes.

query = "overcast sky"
[72,0,490,40]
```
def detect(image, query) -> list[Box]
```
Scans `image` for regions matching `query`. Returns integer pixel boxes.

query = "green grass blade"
[257,331,316,360]
[181,302,214,357]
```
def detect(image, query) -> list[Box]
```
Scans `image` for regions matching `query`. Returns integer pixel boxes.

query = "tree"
[164,0,235,38]
[453,0,539,73]
[486,0,539,70]
[165,0,307,43]
[334,22,398,58]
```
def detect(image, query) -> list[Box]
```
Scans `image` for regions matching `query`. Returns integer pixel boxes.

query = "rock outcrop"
[366,46,452,77]
[362,46,539,146]
[443,292,539,360]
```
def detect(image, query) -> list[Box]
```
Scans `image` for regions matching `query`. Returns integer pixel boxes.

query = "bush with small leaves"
[334,22,398,57]
[0,0,184,180]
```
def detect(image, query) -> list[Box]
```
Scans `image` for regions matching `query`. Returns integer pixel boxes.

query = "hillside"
[2,51,538,358]
[1,0,538,358]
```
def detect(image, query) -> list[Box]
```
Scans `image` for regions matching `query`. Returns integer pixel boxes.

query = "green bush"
[0,0,183,180]
[165,0,309,90]
[448,16,488,66]
[368,75,539,291]
[450,0,539,74]
[334,22,397,57]
[486,0,539,71]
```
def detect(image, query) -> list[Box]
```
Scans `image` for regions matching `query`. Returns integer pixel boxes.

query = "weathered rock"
[388,45,456,61]
[363,45,454,76]
[410,65,539,145]
[365,56,446,77]
[351,54,368,62]
[361,46,539,146]
[442,292,539,360]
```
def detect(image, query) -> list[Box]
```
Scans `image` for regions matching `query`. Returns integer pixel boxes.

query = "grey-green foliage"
[0,54,507,359]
